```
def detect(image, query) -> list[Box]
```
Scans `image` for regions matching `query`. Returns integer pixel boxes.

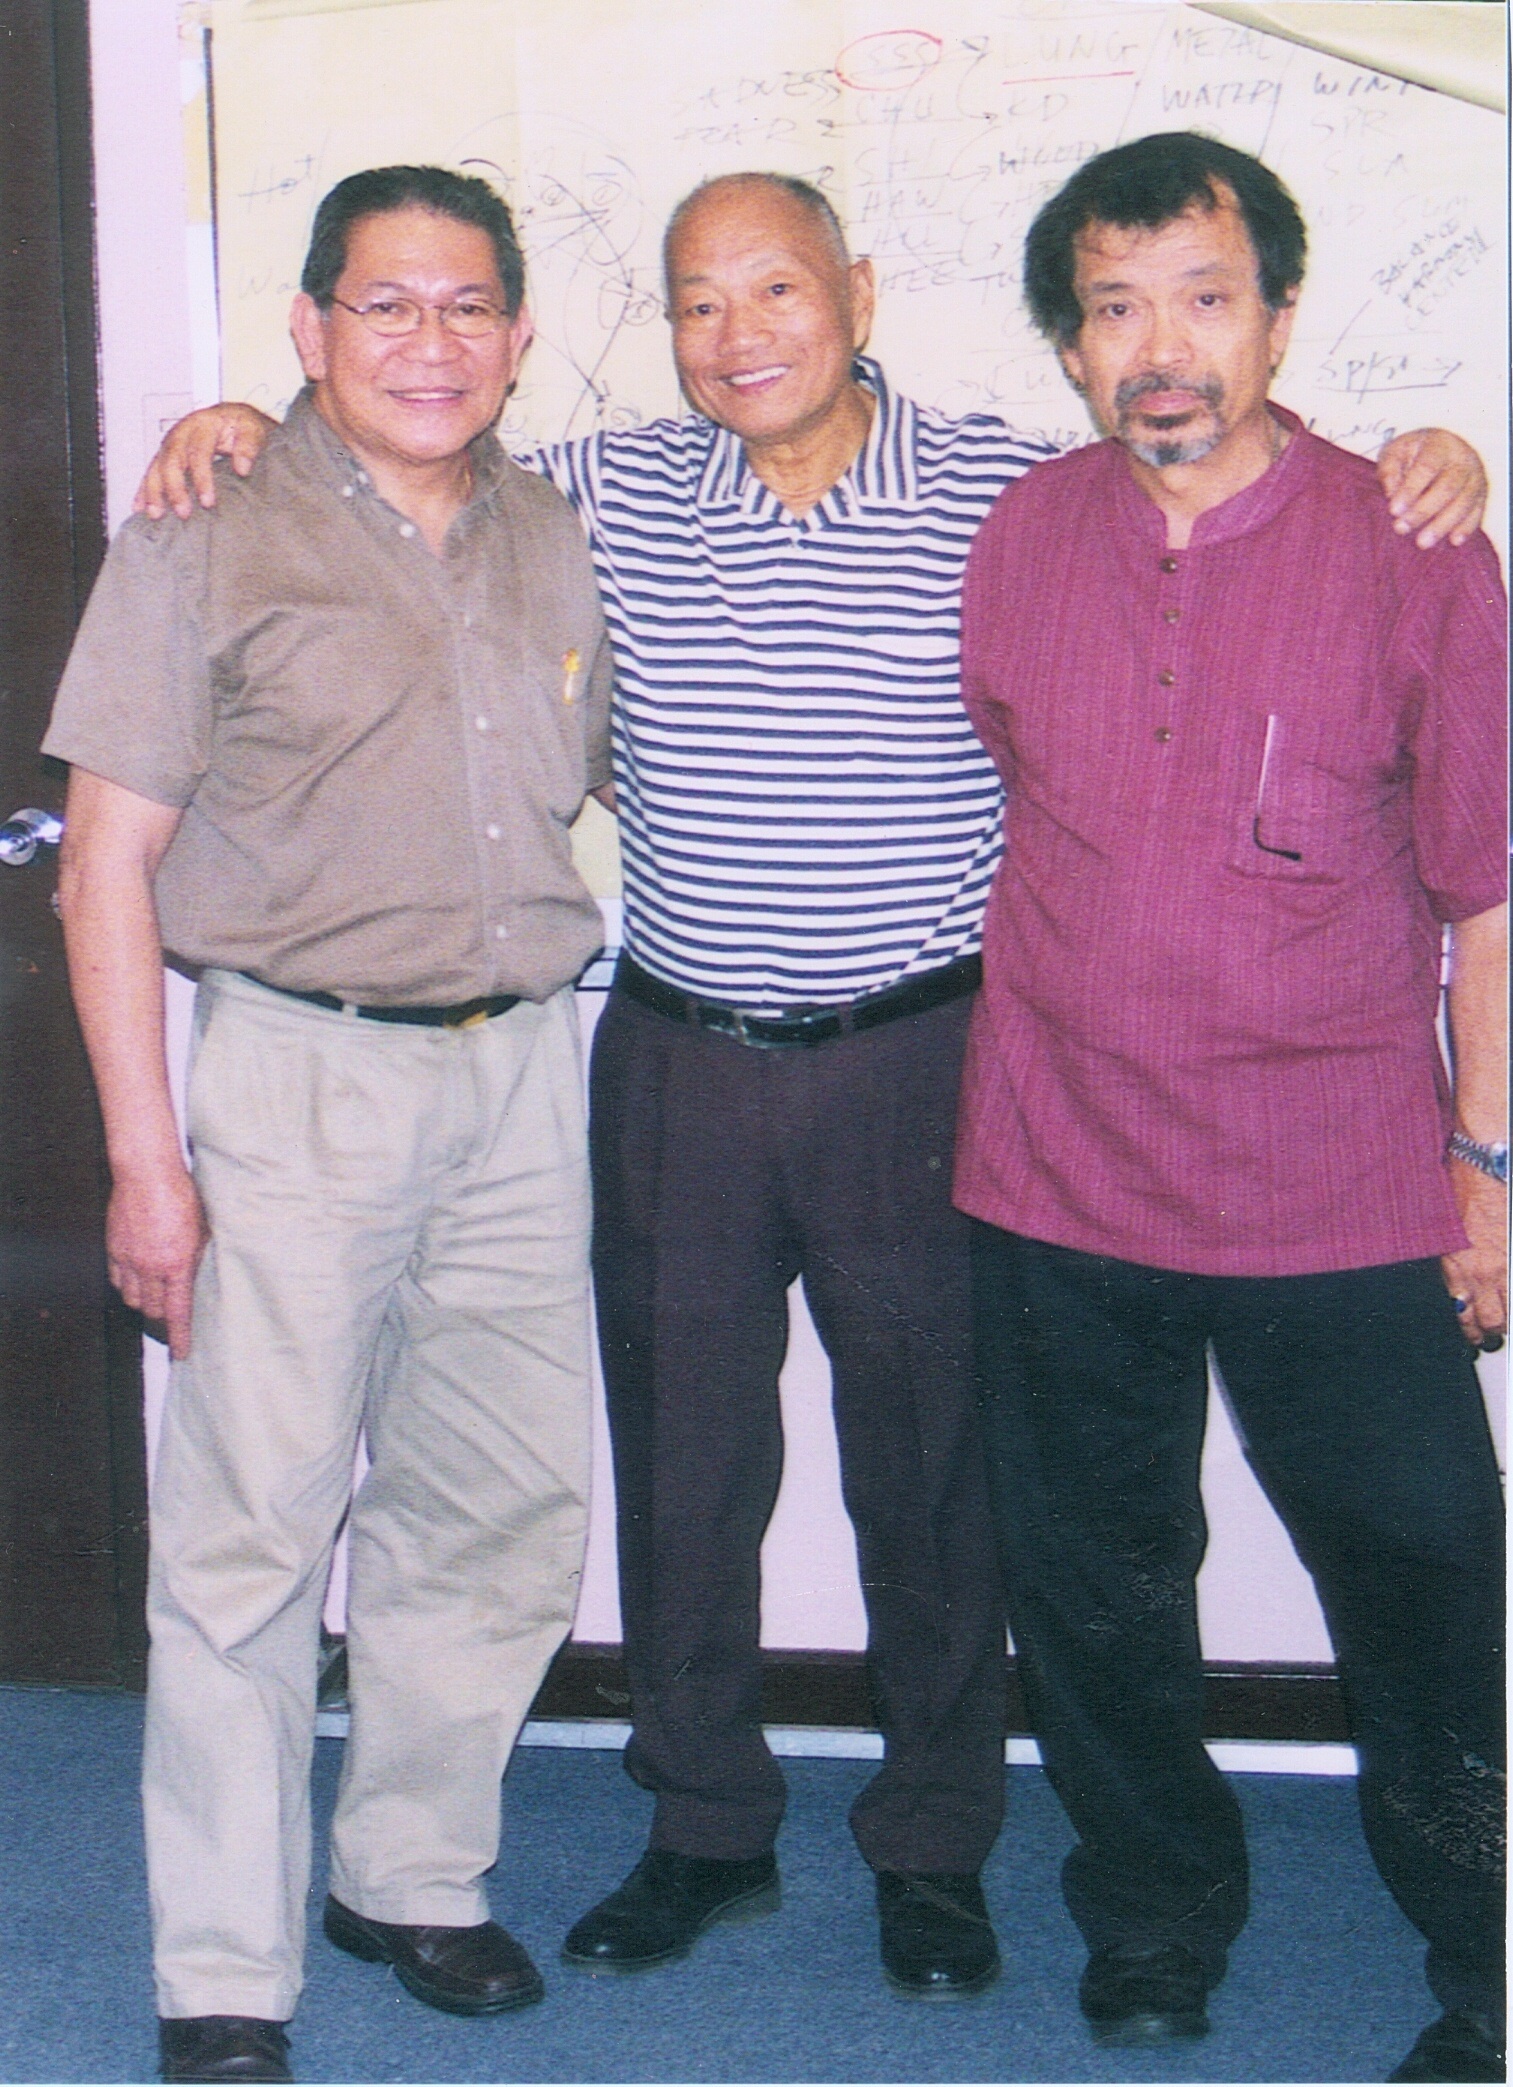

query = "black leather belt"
[241,974,521,1029]
[613,951,981,1047]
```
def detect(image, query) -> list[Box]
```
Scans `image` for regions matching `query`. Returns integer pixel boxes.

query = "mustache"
[1115,372,1224,414]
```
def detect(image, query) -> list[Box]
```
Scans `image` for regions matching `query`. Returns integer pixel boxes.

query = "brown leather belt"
[612,951,981,1048]
[241,974,521,1029]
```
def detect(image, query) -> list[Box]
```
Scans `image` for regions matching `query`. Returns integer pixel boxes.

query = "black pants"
[589,987,1006,1872]
[972,1227,1505,2017]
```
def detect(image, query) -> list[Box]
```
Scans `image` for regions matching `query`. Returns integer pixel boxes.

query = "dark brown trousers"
[588,986,1006,1872]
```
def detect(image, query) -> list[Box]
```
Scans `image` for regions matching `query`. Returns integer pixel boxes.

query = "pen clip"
[1253,713,1302,862]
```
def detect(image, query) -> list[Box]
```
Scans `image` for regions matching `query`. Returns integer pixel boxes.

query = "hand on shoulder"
[136,403,277,519]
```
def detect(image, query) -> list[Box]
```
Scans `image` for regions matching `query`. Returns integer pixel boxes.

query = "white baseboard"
[314,1710,1356,1775]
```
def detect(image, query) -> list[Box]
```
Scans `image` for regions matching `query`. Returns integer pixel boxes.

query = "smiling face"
[665,180,875,457]
[289,205,533,480]
[1058,189,1295,474]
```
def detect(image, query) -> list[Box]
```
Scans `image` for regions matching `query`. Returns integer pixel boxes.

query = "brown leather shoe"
[158,2017,292,2083]
[323,1894,544,2015]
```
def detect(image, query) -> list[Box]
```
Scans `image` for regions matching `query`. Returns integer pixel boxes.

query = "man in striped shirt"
[140,169,1486,2004]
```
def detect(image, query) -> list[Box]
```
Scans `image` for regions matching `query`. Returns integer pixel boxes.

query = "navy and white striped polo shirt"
[529,358,1055,1012]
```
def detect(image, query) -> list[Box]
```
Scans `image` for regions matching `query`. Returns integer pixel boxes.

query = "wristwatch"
[1447,1131,1511,1185]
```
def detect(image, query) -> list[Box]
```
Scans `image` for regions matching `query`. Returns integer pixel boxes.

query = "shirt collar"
[279,384,510,507]
[692,355,918,516]
[1108,402,1316,550]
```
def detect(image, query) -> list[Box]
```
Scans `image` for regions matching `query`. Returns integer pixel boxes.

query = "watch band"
[1447,1131,1511,1185]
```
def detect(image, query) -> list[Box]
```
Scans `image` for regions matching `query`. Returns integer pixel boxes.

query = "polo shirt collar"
[850,357,918,509]
[692,354,918,517]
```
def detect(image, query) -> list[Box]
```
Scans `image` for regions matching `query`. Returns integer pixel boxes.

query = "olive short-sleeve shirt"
[44,391,613,1006]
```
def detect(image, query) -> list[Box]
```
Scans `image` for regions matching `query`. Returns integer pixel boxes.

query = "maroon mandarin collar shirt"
[955,410,1508,1277]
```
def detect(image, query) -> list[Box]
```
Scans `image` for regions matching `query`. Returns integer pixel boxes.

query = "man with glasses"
[45,166,613,2082]
[958,132,1506,2081]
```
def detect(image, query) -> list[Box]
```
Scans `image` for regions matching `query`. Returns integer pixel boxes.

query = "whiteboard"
[192,0,1507,1666]
[205,0,1506,554]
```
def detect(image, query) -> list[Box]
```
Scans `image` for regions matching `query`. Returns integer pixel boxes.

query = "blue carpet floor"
[1,1686,1434,2084]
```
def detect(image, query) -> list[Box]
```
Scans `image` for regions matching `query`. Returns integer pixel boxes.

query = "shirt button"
[1163,607,1180,624]
[398,522,416,539]
[341,485,354,499]
[1157,669,1176,686]
[475,715,490,732]
[1159,555,1179,573]
[1154,726,1173,743]
[494,925,509,941]
[485,823,501,841]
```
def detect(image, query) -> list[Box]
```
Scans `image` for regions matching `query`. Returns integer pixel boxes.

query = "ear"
[1267,291,1298,376]
[1057,339,1087,396]
[290,293,329,383]
[848,257,876,352]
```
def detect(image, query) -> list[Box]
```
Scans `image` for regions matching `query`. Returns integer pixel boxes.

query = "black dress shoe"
[561,1849,779,1972]
[1079,1942,1212,2045]
[876,1869,1001,1998]
[159,2017,292,2084]
[323,1894,544,2015]
[1388,2009,1507,2083]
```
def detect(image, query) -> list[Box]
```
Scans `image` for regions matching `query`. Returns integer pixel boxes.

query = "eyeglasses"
[327,295,511,338]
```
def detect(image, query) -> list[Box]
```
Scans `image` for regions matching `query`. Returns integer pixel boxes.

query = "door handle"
[0,807,64,866]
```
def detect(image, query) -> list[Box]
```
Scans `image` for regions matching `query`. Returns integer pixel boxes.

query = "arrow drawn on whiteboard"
[1315,350,1463,399]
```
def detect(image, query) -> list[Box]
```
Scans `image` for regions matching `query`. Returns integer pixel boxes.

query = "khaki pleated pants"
[144,970,592,2021]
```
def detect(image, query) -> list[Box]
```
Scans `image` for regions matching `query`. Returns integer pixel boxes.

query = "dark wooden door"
[0,0,147,1687]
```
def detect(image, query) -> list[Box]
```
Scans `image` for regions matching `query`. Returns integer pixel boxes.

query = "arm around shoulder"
[1375,428,1488,548]
[136,402,278,519]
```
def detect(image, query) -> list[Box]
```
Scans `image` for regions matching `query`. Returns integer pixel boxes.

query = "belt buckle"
[449,1005,490,1031]
[730,1009,783,1049]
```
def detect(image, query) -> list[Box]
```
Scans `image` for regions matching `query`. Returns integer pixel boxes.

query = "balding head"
[659,168,875,479]
[663,173,850,299]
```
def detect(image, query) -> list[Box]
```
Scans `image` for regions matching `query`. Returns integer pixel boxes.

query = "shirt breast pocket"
[520,633,593,822]
[1224,711,1400,887]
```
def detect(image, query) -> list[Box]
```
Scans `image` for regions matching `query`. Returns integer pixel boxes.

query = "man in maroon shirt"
[958,132,1506,2084]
